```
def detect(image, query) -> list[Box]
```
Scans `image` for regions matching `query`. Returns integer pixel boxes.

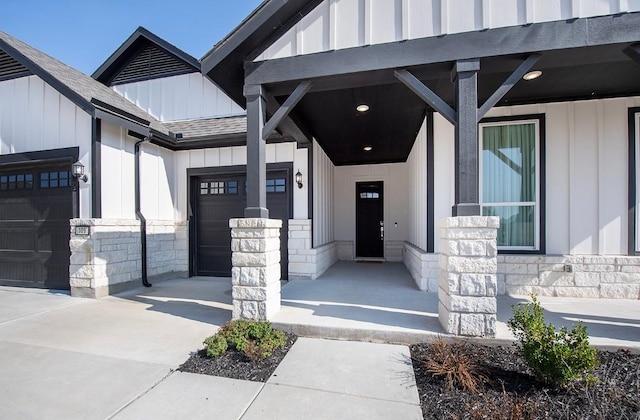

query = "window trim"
[479,114,546,254]
[629,108,640,255]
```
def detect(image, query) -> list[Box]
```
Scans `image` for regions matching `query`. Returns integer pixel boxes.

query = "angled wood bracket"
[394,69,457,125]
[477,54,541,120]
[396,54,541,124]
[262,81,313,141]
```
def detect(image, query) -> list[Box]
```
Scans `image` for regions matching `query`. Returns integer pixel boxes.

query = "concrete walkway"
[0,263,638,418]
[0,283,421,419]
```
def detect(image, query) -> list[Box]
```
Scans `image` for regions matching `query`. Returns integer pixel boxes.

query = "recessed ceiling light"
[356,104,370,112]
[523,70,542,81]
[363,146,373,152]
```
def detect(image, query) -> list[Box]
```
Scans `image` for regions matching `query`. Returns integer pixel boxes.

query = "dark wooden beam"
[624,43,640,66]
[394,69,457,125]
[477,54,541,120]
[262,81,312,140]
[244,84,268,218]
[245,12,640,87]
[452,59,481,216]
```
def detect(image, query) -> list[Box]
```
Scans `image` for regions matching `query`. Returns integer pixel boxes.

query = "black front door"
[355,181,384,258]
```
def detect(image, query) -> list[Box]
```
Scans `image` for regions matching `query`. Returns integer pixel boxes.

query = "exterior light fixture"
[523,70,542,81]
[295,170,303,189]
[356,104,370,113]
[363,146,373,152]
[72,161,88,183]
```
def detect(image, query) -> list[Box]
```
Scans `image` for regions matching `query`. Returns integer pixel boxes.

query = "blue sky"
[0,0,264,75]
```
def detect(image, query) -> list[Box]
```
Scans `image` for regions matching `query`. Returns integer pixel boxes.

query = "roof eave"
[0,36,94,115]
[200,0,324,108]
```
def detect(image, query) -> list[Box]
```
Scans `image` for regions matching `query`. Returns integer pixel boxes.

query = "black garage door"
[193,169,291,279]
[0,163,73,290]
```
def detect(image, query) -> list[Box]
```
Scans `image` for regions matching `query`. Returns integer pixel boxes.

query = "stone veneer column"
[438,216,499,337]
[230,218,282,320]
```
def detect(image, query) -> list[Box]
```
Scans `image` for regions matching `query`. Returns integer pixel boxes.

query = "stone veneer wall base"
[69,219,188,298]
[498,255,640,299]
[288,219,339,280]
[403,242,439,291]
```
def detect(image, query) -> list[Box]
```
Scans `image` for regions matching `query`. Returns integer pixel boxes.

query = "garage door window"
[266,178,286,193]
[200,180,238,195]
[40,171,71,188]
[0,173,34,190]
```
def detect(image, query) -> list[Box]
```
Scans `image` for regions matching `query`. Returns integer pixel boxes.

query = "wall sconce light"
[72,161,88,183]
[295,170,303,189]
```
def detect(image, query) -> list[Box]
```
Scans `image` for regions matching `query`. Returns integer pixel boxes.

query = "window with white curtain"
[480,119,540,250]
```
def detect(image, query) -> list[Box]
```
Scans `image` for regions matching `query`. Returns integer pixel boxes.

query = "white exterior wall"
[313,140,334,247]
[333,162,408,258]
[257,0,640,60]
[113,73,244,121]
[174,142,308,221]
[100,121,176,221]
[432,96,640,256]
[0,75,92,217]
[100,122,135,219]
[433,113,455,254]
[406,117,428,251]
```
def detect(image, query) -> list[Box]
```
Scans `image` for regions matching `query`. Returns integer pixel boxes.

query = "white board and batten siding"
[100,120,176,221]
[174,143,309,221]
[0,75,93,217]
[406,119,428,252]
[333,162,409,246]
[428,96,640,256]
[313,140,334,247]
[113,73,244,122]
[257,0,640,61]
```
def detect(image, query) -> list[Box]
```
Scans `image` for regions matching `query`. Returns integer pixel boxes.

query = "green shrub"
[508,295,599,386]
[203,334,228,357]
[202,320,287,361]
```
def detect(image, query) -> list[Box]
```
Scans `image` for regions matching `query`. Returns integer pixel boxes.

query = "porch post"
[438,216,499,337]
[452,59,481,216]
[244,84,268,218]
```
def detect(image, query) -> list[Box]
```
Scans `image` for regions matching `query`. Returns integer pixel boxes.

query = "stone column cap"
[229,218,283,228]
[439,216,500,229]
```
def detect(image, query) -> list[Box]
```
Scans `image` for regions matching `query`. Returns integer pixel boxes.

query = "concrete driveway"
[0,278,231,419]
[0,278,423,420]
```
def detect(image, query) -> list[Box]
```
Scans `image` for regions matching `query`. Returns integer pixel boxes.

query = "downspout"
[135,136,152,287]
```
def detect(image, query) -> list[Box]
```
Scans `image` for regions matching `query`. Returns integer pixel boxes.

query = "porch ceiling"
[270,42,640,166]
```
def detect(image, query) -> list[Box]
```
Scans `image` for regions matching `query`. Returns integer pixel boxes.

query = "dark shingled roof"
[164,116,247,139]
[0,30,169,135]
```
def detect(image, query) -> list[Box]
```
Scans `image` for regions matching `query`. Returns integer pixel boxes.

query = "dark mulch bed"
[178,332,297,383]
[410,342,640,420]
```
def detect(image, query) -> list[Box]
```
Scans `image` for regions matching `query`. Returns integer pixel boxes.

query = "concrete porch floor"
[105,260,639,350]
[272,261,640,351]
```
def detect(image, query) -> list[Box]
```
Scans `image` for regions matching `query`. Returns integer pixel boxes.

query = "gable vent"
[111,42,197,85]
[0,49,32,81]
